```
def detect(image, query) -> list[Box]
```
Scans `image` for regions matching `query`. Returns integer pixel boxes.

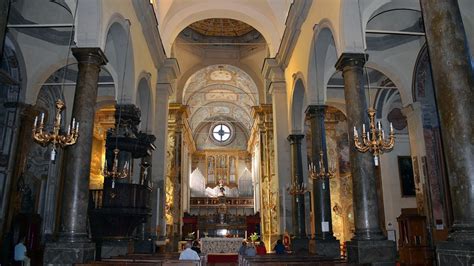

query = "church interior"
[0,0,473,265]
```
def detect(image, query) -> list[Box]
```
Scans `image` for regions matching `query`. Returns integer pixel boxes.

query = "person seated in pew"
[179,242,200,261]
[238,240,247,255]
[245,243,257,256]
[191,240,201,254]
[273,239,286,255]
[256,241,267,255]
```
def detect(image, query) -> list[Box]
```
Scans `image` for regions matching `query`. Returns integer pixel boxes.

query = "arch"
[136,74,153,133]
[308,20,339,106]
[104,20,135,104]
[160,4,280,57]
[290,78,306,134]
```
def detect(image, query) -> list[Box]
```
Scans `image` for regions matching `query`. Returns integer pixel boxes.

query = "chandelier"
[309,151,336,189]
[103,148,129,188]
[32,99,79,161]
[353,107,395,166]
[286,178,307,195]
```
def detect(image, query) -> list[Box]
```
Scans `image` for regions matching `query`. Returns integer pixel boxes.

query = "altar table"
[200,237,243,254]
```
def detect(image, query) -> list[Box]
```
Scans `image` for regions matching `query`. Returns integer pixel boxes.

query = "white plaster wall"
[379,134,416,245]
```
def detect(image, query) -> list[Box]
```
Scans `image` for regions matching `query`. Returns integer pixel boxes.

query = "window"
[212,124,231,142]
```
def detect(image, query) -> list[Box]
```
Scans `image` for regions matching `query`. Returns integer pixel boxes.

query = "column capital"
[287,134,304,144]
[305,105,327,116]
[335,53,367,71]
[72,47,108,66]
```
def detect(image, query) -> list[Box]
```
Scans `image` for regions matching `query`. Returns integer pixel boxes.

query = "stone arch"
[136,74,153,133]
[308,20,339,106]
[104,19,135,103]
[290,78,306,134]
[160,4,280,56]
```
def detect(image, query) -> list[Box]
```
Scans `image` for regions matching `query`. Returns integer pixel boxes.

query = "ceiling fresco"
[183,65,259,136]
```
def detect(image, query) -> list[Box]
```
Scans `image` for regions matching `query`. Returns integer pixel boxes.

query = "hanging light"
[353,108,395,166]
[32,99,79,161]
[309,150,336,189]
[286,178,307,195]
[103,148,129,188]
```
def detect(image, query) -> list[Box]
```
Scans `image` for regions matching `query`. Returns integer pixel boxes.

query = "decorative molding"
[275,0,312,69]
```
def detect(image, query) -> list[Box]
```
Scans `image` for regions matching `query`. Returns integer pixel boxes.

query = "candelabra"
[286,178,307,195]
[32,99,79,161]
[103,148,129,188]
[309,151,336,189]
[353,108,395,166]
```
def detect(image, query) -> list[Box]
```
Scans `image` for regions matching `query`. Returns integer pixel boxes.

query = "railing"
[89,181,151,210]
[190,197,254,208]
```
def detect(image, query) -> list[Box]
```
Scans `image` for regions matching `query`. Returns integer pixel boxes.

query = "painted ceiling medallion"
[210,69,233,81]
[189,18,254,37]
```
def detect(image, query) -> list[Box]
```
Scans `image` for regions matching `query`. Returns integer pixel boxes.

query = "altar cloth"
[200,237,243,254]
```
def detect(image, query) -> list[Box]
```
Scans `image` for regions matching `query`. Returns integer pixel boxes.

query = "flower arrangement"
[249,232,259,242]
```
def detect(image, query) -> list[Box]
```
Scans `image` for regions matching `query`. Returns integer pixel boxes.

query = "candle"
[33,116,38,127]
[390,122,393,133]
[67,125,71,135]
[197,230,200,239]
[353,127,358,137]
[377,121,381,130]
[382,130,385,140]
[40,113,45,124]
[245,230,247,240]
[362,124,366,134]
[76,122,80,131]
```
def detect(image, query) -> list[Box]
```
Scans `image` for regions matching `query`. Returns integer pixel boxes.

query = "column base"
[44,241,95,265]
[311,238,340,258]
[437,241,474,266]
[291,237,309,254]
[346,239,396,265]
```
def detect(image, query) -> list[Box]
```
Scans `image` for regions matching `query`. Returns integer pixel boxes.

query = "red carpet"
[207,254,238,263]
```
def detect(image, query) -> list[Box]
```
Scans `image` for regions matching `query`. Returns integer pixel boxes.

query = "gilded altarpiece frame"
[249,105,279,247]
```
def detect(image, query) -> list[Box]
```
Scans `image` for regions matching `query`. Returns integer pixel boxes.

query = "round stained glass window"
[212,124,231,142]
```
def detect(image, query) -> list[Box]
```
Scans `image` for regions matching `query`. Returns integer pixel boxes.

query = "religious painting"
[398,156,416,197]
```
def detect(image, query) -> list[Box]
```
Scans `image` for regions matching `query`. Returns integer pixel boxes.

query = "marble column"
[0,0,9,60]
[420,1,474,264]
[335,53,395,264]
[306,105,340,258]
[287,134,308,253]
[44,48,107,264]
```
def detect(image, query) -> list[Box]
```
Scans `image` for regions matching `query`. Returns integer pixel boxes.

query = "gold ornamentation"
[353,108,395,166]
[32,99,79,161]
[309,151,336,189]
[103,148,129,188]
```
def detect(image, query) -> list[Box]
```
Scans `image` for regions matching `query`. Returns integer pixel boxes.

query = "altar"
[200,237,243,254]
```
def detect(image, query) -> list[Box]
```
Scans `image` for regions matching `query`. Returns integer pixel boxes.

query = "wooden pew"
[240,254,346,266]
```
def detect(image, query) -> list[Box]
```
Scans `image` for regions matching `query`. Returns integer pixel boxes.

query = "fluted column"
[44,48,107,264]
[420,0,474,264]
[287,134,308,253]
[306,105,340,258]
[335,53,395,264]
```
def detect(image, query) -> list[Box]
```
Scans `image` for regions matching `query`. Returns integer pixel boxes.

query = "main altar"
[200,237,244,254]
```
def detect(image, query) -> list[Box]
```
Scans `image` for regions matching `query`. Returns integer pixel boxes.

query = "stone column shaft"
[59,48,107,241]
[306,105,335,240]
[288,134,306,238]
[420,0,474,240]
[335,53,395,264]
[335,53,384,241]
[420,0,474,263]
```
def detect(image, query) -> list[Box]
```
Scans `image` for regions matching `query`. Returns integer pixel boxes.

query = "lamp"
[103,148,129,188]
[308,150,336,189]
[32,4,79,161]
[352,66,395,166]
[286,178,307,195]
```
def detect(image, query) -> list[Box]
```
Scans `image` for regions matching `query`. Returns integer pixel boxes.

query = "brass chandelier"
[32,99,79,161]
[353,107,395,166]
[286,178,307,195]
[309,150,336,189]
[103,148,129,188]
